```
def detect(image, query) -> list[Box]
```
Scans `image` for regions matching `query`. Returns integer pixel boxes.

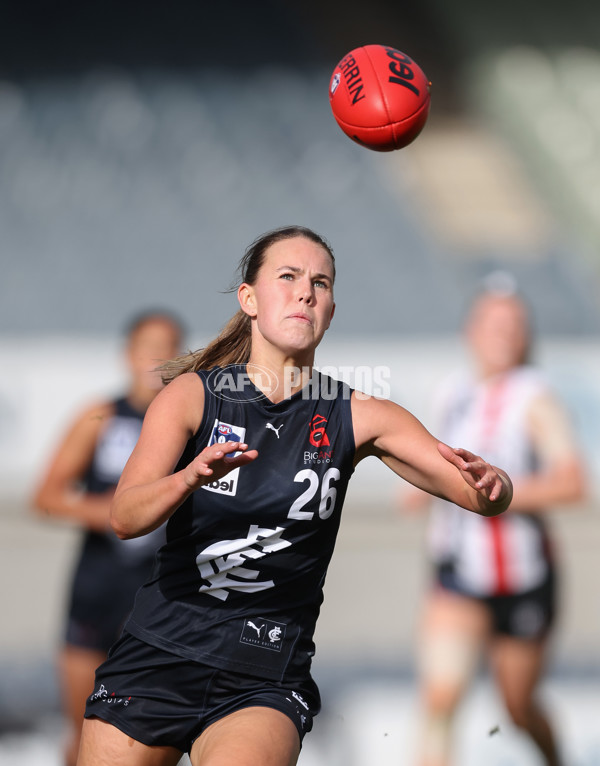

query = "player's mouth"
[287,313,313,325]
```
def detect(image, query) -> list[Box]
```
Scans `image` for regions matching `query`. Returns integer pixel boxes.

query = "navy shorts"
[84,632,320,753]
[436,563,556,640]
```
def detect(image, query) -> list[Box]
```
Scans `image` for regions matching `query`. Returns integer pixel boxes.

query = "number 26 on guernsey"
[287,468,340,521]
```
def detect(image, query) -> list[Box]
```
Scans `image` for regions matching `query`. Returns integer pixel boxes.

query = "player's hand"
[183,441,258,491]
[437,442,510,504]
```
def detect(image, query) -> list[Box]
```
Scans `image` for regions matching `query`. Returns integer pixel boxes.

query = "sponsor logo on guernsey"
[240,616,287,652]
[304,414,333,465]
[309,415,329,447]
[201,419,246,497]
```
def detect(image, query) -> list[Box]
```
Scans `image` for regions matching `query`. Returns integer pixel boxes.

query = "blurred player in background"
[32,310,183,766]
[405,275,586,766]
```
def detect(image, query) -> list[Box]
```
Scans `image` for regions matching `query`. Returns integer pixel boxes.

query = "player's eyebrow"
[275,266,332,284]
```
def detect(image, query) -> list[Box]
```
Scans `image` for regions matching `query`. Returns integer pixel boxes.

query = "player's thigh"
[60,644,107,721]
[77,717,183,766]
[490,635,548,714]
[190,706,301,766]
[420,587,491,635]
[418,588,491,710]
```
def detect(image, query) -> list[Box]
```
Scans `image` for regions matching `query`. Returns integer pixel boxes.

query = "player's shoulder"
[509,365,550,398]
[75,399,116,426]
[146,372,206,433]
[350,390,416,444]
[349,389,394,413]
[163,370,205,392]
[57,399,118,444]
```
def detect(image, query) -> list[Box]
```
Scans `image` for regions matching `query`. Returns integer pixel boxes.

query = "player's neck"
[247,348,315,403]
[478,363,515,382]
[126,382,160,412]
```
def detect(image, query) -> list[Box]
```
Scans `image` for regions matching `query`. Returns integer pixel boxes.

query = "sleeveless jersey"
[428,366,553,597]
[125,367,356,682]
[81,397,165,565]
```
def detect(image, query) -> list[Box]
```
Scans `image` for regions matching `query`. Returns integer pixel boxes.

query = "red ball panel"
[333,96,430,152]
[329,44,431,151]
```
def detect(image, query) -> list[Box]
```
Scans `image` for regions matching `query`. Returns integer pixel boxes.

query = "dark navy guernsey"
[66,397,166,651]
[125,366,356,682]
[79,396,166,565]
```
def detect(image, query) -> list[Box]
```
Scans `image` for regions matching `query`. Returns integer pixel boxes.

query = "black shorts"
[65,546,155,652]
[436,563,556,640]
[84,632,320,753]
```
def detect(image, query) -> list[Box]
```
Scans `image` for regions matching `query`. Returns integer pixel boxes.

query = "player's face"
[467,296,530,376]
[239,236,336,358]
[127,318,182,389]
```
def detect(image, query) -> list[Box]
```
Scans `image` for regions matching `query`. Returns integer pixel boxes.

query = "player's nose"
[297,280,314,303]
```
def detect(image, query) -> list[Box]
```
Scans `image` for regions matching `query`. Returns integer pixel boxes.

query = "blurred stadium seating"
[0,3,599,337]
[468,46,600,255]
[0,65,463,336]
[2,63,600,338]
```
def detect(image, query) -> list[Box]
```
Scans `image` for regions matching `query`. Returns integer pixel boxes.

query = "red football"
[329,44,431,151]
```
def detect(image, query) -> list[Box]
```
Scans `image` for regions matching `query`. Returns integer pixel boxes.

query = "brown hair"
[160,226,335,383]
[123,309,185,344]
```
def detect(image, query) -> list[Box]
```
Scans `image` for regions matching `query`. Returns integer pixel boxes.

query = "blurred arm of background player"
[32,402,115,533]
[399,387,587,515]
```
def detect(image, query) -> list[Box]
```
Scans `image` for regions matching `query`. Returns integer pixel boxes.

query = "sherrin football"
[329,44,431,151]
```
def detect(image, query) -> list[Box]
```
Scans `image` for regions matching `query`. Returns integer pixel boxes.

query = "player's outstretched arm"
[32,401,116,532]
[352,394,512,517]
[110,373,258,539]
[507,390,587,513]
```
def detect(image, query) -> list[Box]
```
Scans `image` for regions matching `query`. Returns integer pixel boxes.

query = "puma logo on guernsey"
[266,423,284,438]
[246,620,264,637]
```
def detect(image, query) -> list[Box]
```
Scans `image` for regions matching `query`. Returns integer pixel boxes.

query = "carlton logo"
[309,415,330,448]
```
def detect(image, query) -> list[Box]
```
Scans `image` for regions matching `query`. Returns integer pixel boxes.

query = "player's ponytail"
[160,225,335,384]
[160,310,251,383]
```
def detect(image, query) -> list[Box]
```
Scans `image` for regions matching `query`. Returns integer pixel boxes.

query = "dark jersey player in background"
[77,226,513,766]
[33,311,183,766]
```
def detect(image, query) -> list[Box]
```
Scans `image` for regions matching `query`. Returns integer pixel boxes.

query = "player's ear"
[238,283,257,317]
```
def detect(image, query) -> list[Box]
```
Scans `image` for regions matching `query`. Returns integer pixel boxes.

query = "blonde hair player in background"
[33,311,183,766]
[404,274,586,766]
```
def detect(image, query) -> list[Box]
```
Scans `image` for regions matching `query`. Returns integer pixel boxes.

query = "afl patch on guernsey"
[201,419,246,497]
